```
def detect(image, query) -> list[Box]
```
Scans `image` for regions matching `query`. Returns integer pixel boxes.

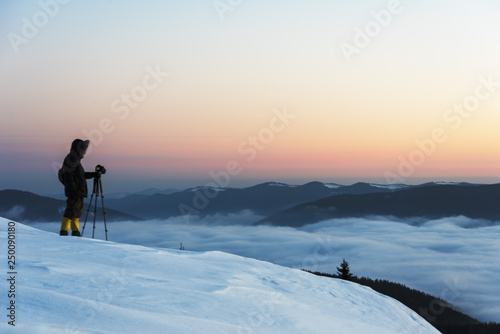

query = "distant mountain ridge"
[104,181,425,220]
[0,189,142,222]
[104,181,338,220]
[258,183,500,227]
[45,187,180,200]
[1,181,491,224]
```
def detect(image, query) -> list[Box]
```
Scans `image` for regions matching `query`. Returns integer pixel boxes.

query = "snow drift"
[0,217,439,333]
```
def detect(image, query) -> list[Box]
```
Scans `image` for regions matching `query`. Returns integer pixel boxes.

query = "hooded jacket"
[61,139,95,198]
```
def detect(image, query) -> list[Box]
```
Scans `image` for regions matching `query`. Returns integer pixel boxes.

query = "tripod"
[82,174,108,240]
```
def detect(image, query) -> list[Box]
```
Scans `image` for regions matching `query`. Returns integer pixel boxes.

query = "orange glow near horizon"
[2,1,500,193]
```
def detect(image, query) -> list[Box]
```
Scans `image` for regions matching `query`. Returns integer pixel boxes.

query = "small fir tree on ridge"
[336,258,354,281]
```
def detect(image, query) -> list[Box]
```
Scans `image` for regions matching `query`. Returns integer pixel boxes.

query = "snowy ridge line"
[368,183,409,190]
[0,218,439,334]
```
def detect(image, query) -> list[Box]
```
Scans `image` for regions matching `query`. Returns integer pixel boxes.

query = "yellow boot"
[60,217,71,236]
[71,218,81,236]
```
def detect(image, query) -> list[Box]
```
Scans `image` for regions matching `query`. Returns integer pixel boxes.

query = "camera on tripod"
[83,164,109,240]
[95,164,106,175]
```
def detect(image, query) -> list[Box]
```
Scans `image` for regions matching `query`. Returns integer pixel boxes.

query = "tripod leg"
[81,192,94,237]
[92,178,99,239]
[92,194,97,239]
[98,178,108,241]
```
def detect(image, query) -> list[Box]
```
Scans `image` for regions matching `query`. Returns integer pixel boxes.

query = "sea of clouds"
[30,214,500,323]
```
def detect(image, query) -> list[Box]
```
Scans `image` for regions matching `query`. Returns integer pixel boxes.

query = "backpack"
[58,168,65,185]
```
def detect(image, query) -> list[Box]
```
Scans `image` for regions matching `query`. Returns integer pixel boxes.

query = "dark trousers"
[63,197,84,219]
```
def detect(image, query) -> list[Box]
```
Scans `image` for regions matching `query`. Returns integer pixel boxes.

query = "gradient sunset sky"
[2,0,500,194]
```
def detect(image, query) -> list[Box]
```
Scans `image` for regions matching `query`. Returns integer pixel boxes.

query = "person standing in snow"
[59,139,98,236]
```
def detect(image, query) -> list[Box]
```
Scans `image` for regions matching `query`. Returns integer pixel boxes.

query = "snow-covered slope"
[0,218,439,334]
